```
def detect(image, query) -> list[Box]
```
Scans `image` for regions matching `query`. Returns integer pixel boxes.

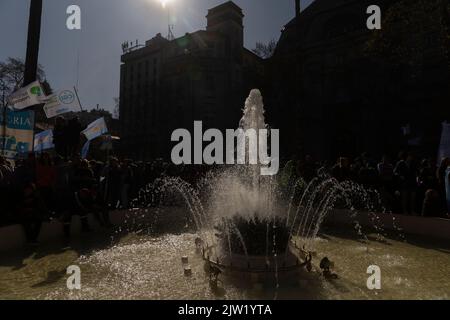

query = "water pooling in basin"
[0,228,449,300]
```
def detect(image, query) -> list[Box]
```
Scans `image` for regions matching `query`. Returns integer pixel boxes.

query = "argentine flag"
[34,129,55,152]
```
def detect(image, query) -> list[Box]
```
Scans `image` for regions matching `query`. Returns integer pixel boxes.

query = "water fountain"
[147,89,375,283]
[143,89,424,289]
[196,90,299,279]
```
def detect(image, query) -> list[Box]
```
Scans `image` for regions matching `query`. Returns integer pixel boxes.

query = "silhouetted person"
[57,188,95,241]
[53,116,67,159]
[446,165,450,216]
[66,117,82,158]
[35,152,56,211]
[437,158,450,214]
[417,159,437,212]
[378,155,395,209]
[16,183,45,245]
[394,153,417,215]
[102,157,122,209]
[332,157,351,182]
[0,156,14,225]
[422,189,440,217]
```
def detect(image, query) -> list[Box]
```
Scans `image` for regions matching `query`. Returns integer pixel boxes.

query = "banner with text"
[0,108,35,159]
[7,81,47,110]
[43,87,82,118]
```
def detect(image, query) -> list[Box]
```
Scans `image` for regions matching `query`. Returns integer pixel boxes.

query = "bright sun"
[160,0,173,8]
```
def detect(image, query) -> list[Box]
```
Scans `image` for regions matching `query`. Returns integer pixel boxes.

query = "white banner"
[43,87,82,118]
[7,80,47,110]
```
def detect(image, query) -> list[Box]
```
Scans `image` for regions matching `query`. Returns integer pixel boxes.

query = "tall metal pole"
[74,86,84,111]
[23,0,43,156]
[23,0,43,87]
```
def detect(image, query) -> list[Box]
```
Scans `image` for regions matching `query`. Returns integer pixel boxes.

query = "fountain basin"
[202,241,305,283]
[214,215,290,255]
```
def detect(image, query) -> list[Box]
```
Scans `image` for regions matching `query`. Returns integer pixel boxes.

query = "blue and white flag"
[82,117,108,141]
[81,140,91,159]
[34,129,54,152]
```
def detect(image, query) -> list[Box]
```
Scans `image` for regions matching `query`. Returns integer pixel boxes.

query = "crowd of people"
[282,152,450,218]
[0,153,190,244]
[53,116,84,159]
[1,148,450,245]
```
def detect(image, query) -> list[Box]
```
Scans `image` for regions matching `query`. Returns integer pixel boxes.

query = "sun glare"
[159,0,173,8]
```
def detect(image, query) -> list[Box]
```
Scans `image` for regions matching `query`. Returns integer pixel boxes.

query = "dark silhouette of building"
[120,0,449,162]
[119,1,263,160]
[267,0,450,160]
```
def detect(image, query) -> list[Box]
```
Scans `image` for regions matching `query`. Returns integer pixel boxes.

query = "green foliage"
[0,57,47,107]
[216,215,290,256]
[365,0,450,69]
[252,39,278,59]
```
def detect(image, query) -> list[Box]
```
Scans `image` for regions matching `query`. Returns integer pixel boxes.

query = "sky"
[0,0,314,113]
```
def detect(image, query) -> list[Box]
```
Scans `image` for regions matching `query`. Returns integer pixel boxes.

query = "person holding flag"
[34,129,54,153]
[80,117,108,159]
[66,117,83,158]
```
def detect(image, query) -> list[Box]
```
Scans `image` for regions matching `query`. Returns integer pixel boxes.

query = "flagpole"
[74,86,84,111]
[23,0,43,158]
[76,49,80,89]
[23,0,43,87]
[31,112,36,154]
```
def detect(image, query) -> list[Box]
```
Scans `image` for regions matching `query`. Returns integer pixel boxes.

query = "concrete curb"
[1,209,449,252]
[0,211,128,252]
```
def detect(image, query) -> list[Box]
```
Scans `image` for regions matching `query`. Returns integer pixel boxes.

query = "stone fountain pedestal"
[202,241,305,283]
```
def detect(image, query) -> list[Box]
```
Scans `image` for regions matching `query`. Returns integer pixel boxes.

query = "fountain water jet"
[135,89,396,282]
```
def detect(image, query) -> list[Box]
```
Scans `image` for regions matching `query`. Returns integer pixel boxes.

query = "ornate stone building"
[120,0,449,161]
[267,0,450,160]
[119,1,263,160]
